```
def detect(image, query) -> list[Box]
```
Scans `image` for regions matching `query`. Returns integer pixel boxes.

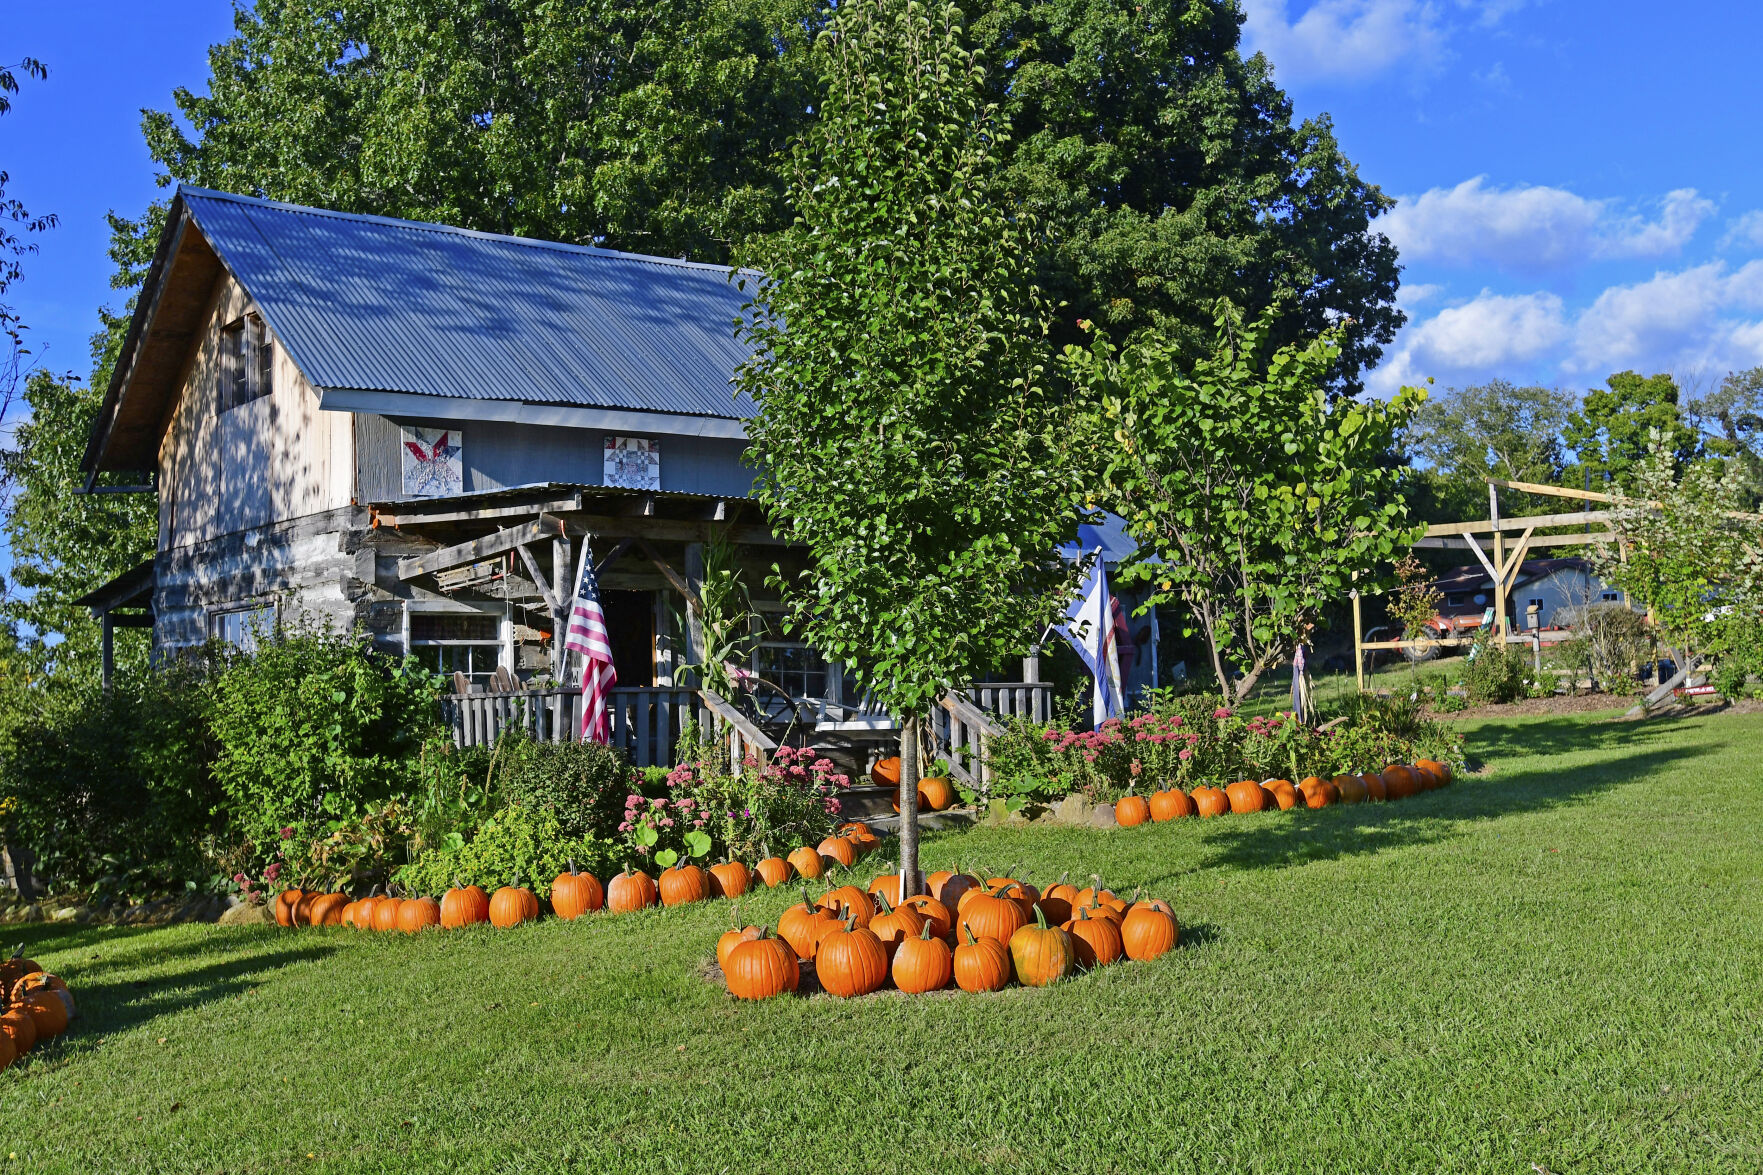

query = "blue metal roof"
[180,187,756,421]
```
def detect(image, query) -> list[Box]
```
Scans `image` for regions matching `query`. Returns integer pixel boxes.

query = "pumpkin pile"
[0,945,76,1069]
[870,757,957,813]
[270,820,892,934]
[1115,759,1455,827]
[721,868,1180,1000]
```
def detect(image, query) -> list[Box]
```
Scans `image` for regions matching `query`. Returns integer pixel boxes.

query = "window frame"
[210,600,278,653]
[217,312,274,413]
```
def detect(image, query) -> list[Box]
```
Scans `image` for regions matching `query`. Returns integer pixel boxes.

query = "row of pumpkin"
[0,948,77,1071]
[272,819,902,931]
[721,867,1180,1000]
[1114,759,1457,826]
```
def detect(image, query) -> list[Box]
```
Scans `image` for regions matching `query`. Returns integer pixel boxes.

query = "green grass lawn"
[6,709,1762,1173]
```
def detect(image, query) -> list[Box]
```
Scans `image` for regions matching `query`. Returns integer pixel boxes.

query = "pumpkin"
[901,894,953,941]
[917,776,955,812]
[868,894,926,961]
[658,863,711,907]
[1008,906,1075,987]
[1035,892,1073,926]
[19,988,68,1039]
[933,869,980,913]
[871,756,901,788]
[814,918,889,998]
[0,946,40,992]
[1382,764,1419,800]
[1225,779,1268,814]
[867,868,902,907]
[1333,774,1367,804]
[488,879,541,928]
[1042,872,1080,906]
[1073,877,1117,909]
[724,930,800,1000]
[817,884,875,929]
[1120,903,1180,962]
[755,855,792,888]
[1191,786,1230,818]
[440,883,491,929]
[0,1031,13,1072]
[607,867,659,913]
[0,1008,35,1055]
[1149,789,1195,821]
[275,888,303,928]
[961,888,1029,947]
[786,846,825,881]
[1413,765,1440,790]
[1417,758,1454,786]
[308,892,348,926]
[1361,772,1388,802]
[839,821,874,837]
[717,918,765,972]
[294,890,322,927]
[1062,906,1124,968]
[708,860,752,899]
[350,888,383,930]
[1115,795,1152,827]
[953,926,1013,992]
[397,896,442,933]
[372,895,405,932]
[842,829,882,857]
[1266,779,1301,811]
[987,874,1040,906]
[11,971,73,1019]
[1299,777,1338,809]
[816,836,858,870]
[551,864,604,919]
[893,923,953,994]
[779,890,837,960]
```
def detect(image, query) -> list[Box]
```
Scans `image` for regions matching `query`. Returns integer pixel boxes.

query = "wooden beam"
[398,514,567,579]
[595,537,635,575]
[1500,526,1537,593]
[1462,532,1500,584]
[374,493,582,528]
[563,515,783,547]
[1414,531,1617,551]
[515,543,560,615]
[1487,477,1617,504]
[1424,508,1617,538]
[637,539,703,614]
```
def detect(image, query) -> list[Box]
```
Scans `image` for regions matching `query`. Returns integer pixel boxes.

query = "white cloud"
[1723,210,1763,250]
[1240,0,1446,84]
[1383,178,1715,275]
[1369,289,1566,394]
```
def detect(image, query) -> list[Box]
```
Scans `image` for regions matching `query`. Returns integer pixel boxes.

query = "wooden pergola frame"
[1350,478,1622,691]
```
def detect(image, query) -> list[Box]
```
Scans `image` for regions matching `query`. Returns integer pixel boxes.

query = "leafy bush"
[1460,629,1530,705]
[207,629,444,859]
[1710,611,1763,700]
[269,800,414,894]
[627,735,847,865]
[396,803,618,898]
[0,660,224,898]
[493,736,633,840]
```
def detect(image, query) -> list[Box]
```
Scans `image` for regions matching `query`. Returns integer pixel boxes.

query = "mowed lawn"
[5,710,1762,1174]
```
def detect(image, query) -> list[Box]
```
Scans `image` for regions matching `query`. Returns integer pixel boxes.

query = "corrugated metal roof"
[180,187,757,421]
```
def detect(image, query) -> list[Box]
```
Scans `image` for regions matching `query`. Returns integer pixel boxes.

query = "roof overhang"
[82,192,225,475]
[73,559,157,613]
[318,388,749,440]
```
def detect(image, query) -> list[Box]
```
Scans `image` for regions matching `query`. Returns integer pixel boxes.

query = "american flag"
[564,542,617,744]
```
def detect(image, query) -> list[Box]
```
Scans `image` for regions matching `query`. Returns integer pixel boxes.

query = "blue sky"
[5,1,1763,407]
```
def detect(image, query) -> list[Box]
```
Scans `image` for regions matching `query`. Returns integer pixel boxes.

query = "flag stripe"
[563,543,617,744]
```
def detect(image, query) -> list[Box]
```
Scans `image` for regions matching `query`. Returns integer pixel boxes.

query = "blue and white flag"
[1057,549,1123,728]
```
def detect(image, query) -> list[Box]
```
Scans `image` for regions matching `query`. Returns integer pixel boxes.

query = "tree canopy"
[123,0,1402,389]
[1565,371,1702,489]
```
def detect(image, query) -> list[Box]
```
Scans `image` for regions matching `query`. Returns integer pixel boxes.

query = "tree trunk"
[897,719,922,898]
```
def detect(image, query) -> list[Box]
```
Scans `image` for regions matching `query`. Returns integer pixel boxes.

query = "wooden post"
[552,534,572,680]
[100,611,115,692]
[1489,483,1506,640]
[897,716,921,899]
[1351,587,1365,693]
[1023,643,1041,685]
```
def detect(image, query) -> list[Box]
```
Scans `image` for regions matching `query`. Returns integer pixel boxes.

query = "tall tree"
[1069,303,1423,702]
[736,0,1081,892]
[1689,367,1763,504]
[1565,371,1701,488]
[124,0,1400,388]
[1402,380,1577,523]
[1,55,56,479]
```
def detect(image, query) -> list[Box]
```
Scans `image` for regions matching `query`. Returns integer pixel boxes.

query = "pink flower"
[659,817,675,828]
[280,826,295,839]
[617,821,632,833]
[264,862,283,881]
[1178,749,1194,760]
[1213,707,1232,719]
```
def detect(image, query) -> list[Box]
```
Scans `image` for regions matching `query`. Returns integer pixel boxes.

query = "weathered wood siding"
[156,274,354,551]
[354,413,755,503]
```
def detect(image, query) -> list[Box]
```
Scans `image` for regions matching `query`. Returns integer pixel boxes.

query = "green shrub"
[207,628,444,859]
[1461,629,1530,705]
[493,735,633,840]
[396,803,619,898]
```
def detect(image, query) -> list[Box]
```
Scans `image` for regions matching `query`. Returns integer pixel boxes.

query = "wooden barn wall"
[156,274,354,550]
[353,413,755,503]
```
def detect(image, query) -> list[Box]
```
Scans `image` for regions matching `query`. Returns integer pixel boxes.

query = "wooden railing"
[443,687,702,767]
[968,681,1053,725]
[699,687,779,769]
[935,691,1006,793]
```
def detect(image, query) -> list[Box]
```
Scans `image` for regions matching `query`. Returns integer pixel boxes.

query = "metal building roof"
[180,187,757,421]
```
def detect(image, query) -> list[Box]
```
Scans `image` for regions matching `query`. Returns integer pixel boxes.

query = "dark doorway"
[602,590,654,687]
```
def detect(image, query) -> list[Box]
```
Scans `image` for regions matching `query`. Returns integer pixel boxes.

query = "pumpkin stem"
[919,921,934,940]
[568,858,577,876]
[875,892,894,915]
[961,923,978,946]
[799,886,816,914]
[1033,904,1050,929]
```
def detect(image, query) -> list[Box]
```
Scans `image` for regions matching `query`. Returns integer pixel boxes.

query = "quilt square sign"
[401,426,464,497]
[604,436,660,491]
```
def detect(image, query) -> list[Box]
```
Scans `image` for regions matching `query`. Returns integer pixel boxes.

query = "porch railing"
[968,681,1053,725]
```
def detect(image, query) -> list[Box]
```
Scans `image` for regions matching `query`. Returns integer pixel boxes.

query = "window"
[749,611,826,700]
[409,611,504,689]
[1601,591,1620,602]
[211,603,276,653]
[1445,593,1465,608]
[218,314,273,412]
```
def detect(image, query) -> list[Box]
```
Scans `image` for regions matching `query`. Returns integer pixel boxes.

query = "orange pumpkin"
[870,756,901,788]
[817,884,875,929]
[488,881,541,928]
[607,867,659,913]
[932,869,980,912]
[786,846,824,881]
[308,892,348,926]
[372,896,405,933]
[1120,903,1179,962]
[1062,906,1124,968]
[817,836,858,870]
[867,894,927,961]
[778,890,837,960]
[1362,772,1388,802]
[901,894,953,941]
[755,855,792,888]
[1008,907,1075,987]
[397,896,441,933]
[1115,795,1152,827]
[440,884,491,928]
[815,919,890,998]
[916,776,955,812]
[275,888,303,928]
[1266,779,1301,811]
[1332,774,1367,804]
[658,863,711,907]
[960,890,1029,946]
[892,923,953,994]
[724,930,799,1000]
[952,926,1013,992]
[551,865,604,919]
[717,921,765,971]
[1382,764,1420,800]
[839,821,874,837]
[1148,789,1195,821]
[0,1007,36,1055]
[708,860,751,899]
[1225,779,1268,814]
[1417,758,1454,786]
[1192,786,1230,817]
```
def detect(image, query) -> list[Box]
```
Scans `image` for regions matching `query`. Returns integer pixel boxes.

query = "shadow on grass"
[1192,735,1718,874]
[1455,708,1723,765]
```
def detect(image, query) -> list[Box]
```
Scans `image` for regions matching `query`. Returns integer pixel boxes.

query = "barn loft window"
[218,314,273,412]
